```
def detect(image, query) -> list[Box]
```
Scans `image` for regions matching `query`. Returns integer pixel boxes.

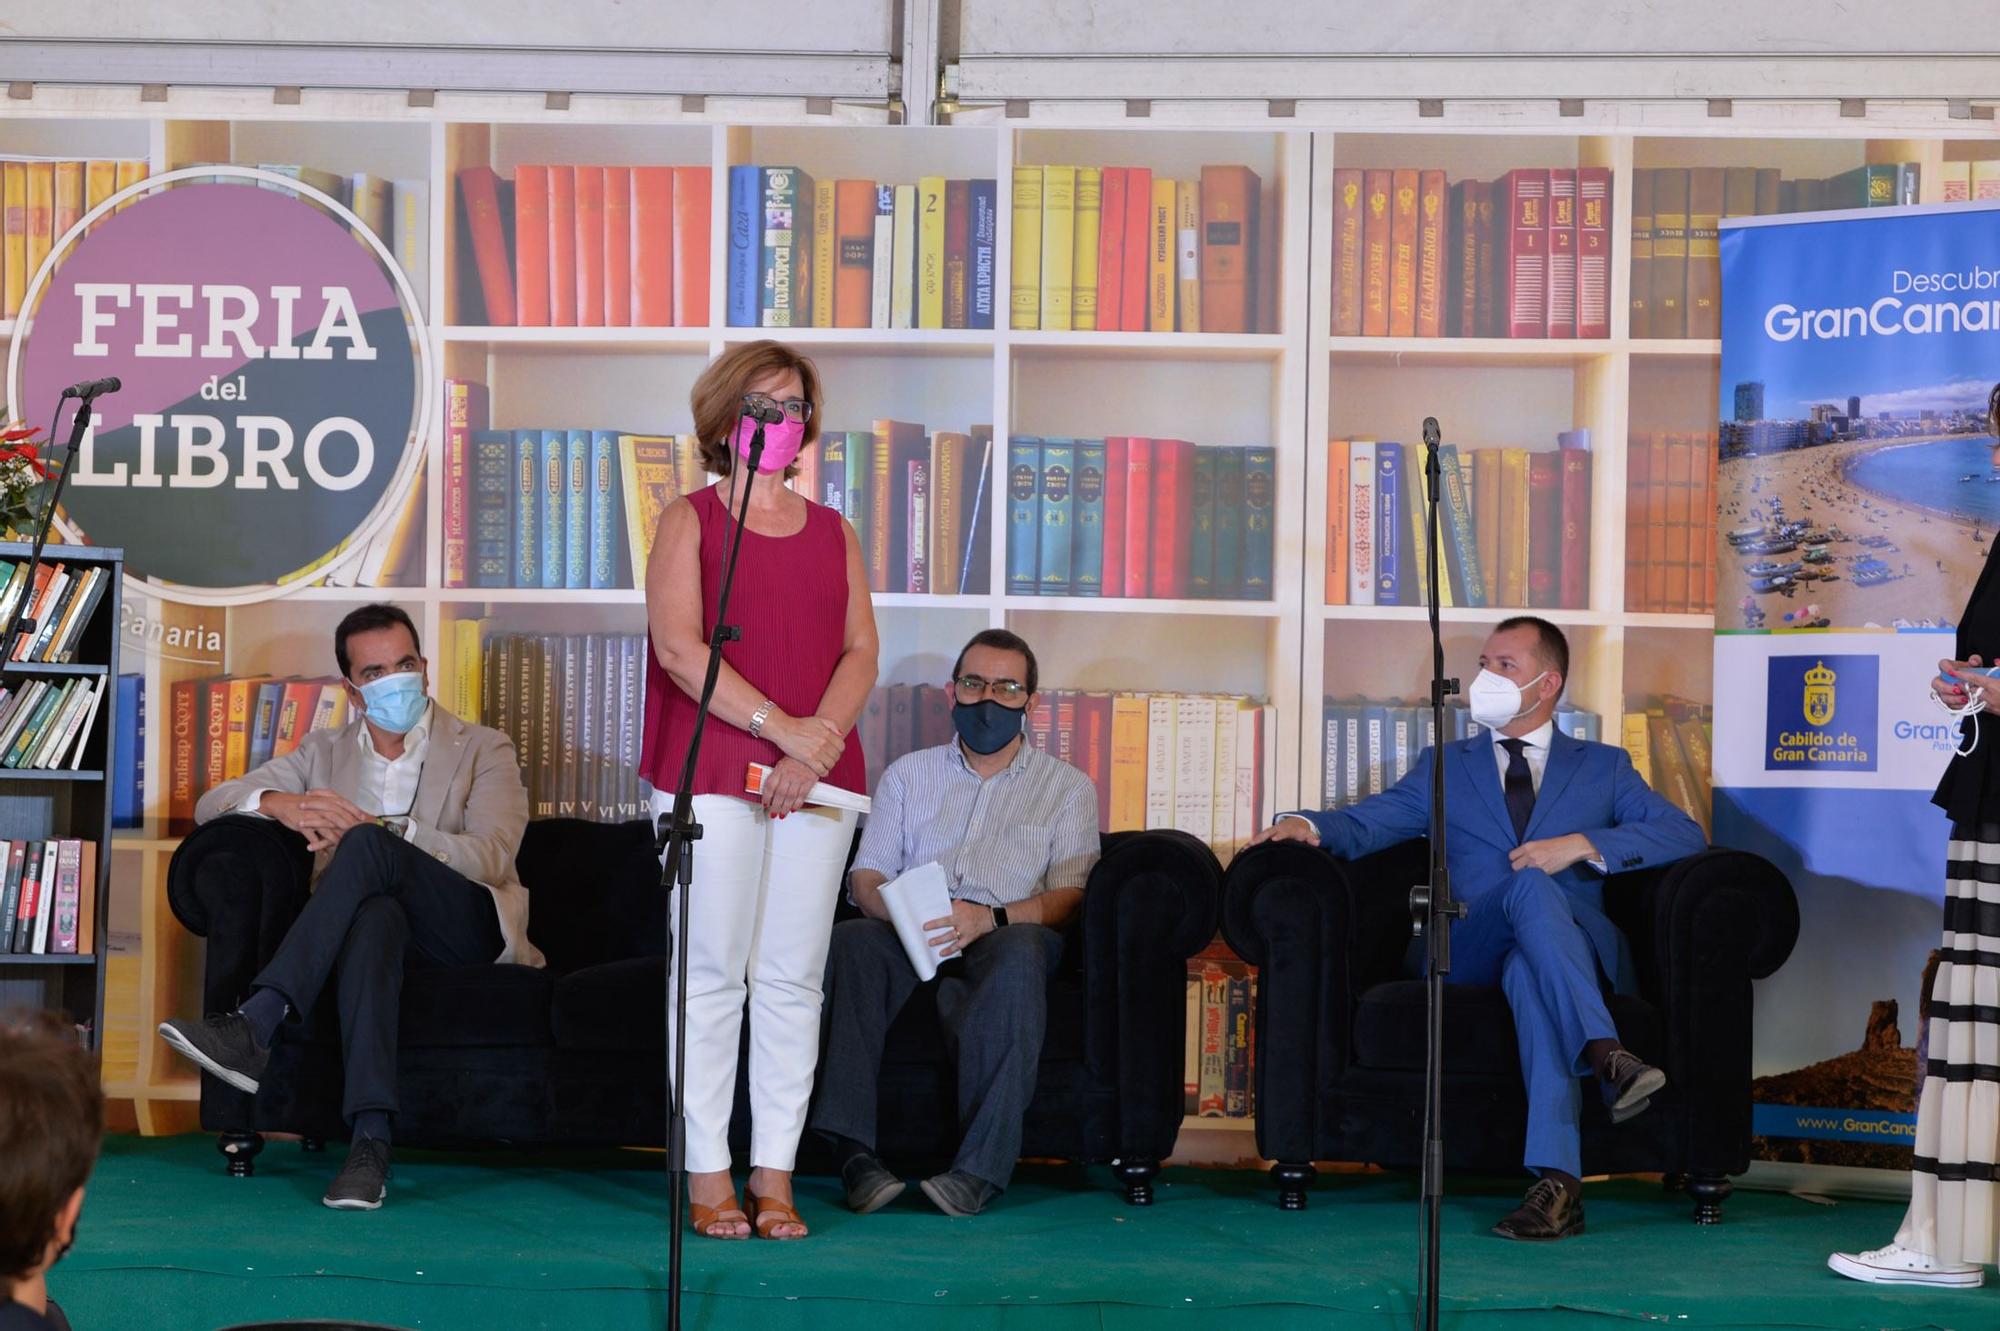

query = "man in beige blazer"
[159,603,535,1211]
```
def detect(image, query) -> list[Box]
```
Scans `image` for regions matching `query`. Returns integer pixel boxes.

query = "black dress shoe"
[840,1151,906,1215]
[1492,1178,1585,1241]
[323,1137,392,1211]
[157,1013,269,1094]
[1601,1048,1667,1125]
[919,1170,997,1217]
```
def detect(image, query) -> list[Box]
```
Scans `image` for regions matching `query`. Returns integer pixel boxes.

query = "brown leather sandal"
[748,1191,809,1240]
[690,1195,750,1239]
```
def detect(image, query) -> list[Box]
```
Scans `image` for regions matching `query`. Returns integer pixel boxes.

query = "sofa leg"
[300,1137,324,1153]
[1687,1172,1731,1224]
[1272,1161,1316,1211]
[218,1132,264,1178]
[1113,1158,1159,1206]
[1661,1172,1687,1194]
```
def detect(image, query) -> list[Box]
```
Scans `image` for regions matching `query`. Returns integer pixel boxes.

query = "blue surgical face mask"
[952,698,1026,755]
[358,670,427,734]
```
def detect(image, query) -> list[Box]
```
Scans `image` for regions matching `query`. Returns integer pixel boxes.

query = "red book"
[1101,436,1129,596]
[604,167,633,327]
[1080,693,1114,831]
[456,166,516,326]
[1362,170,1392,336]
[1123,438,1154,597]
[1120,167,1152,333]
[1577,167,1612,339]
[945,178,970,329]
[548,165,577,326]
[1503,168,1550,339]
[631,166,674,326]
[168,679,199,834]
[1151,439,1196,598]
[1624,434,1650,611]
[1097,168,1127,332]
[442,378,488,588]
[1558,447,1592,609]
[1545,168,1577,338]
[574,166,606,327]
[1388,168,1418,338]
[672,166,710,327]
[1526,451,1562,608]
[834,179,876,328]
[513,165,551,326]
[1416,169,1446,338]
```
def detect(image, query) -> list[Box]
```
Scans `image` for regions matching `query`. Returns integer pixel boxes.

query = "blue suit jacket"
[1289,731,1707,993]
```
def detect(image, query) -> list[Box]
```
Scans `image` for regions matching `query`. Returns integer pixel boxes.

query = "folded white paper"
[878,862,955,981]
[744,763,872,815]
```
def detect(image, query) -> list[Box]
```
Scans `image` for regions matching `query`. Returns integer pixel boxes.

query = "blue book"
[112,674,142,828]
[1437,443,1486,608]
[537,430,565,591]
[1037,439,1075,596]
[471,430,513,590]
[1006,436,1042,596]
[1361,703,1392,797]
[509,431,540,589]
[589,430,619,589]
[1071,439,1106,597]
[1374,442,1404,606]
[1242,445,1276,600]
[248,680,284,772]
[759,166,812,327]
[969,179,998,329]
[726,164,761,327]
[1188,448,1218,599]
[1214,446,1246,599]
[564,429,590,590]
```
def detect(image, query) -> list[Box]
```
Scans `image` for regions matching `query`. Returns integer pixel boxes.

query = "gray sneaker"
[158,1013,269,1094]
[323,1137,392,1211]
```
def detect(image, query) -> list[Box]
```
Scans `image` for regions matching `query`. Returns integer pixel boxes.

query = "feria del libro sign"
[7,166,432,604]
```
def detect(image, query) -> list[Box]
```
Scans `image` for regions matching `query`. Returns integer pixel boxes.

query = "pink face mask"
[733,413,807,474]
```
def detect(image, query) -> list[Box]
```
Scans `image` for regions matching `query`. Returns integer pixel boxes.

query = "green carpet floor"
[40,1135,1992,1330]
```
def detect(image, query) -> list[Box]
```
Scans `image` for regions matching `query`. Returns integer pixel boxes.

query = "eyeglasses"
[954,674,1027,703]
[742,392,814,424]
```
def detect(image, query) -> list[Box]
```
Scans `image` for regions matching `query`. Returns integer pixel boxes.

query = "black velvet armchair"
[1221,838,1798,1222]
[166,815,1221,1203]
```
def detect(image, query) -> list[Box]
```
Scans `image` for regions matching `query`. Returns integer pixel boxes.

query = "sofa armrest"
[167,815,314,1014]
[1081,828,1223,1160]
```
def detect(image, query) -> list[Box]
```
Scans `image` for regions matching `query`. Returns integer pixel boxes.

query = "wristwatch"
[992,905,1009,930]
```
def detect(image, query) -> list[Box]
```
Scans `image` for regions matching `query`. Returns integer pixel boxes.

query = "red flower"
[0,425,39,443]
[0,443,46,476]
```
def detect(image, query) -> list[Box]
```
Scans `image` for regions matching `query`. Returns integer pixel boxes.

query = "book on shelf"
[1620,695,1713,835]
[1320,697,1604,806]
[480,632,647,822]
[0,559,111,664]
[112,674,143,828]
[1006,438,1274,601]
[1185,938,1257,1119]
[2,838,96,957]
[0,157,151,320]
[1625,431,1718,614]
[165,675,351,834]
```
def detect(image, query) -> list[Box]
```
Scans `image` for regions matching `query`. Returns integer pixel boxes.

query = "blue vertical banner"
[1715,203,2000,1168]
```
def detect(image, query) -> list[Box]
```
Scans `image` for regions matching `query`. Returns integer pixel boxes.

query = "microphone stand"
[659,417,765,1331]
[1,390,98,667]
[1409,416,1462,1331]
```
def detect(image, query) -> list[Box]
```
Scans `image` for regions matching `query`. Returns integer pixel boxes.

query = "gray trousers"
[811,917,1064,1190]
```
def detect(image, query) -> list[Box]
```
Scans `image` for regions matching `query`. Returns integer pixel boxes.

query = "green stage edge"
[44,1135,1987,1331]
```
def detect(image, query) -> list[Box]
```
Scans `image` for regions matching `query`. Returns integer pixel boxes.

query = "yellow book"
[917,174,947,329]
[84,160,117,233]
[1498,448,1530,607]
[811,178,836,328]
[2,161,25,319]
[1473,448,1501,605]
[1009,165,1043,329]
[53,160,83,249]
[1072,166,1102,331]
[224,677,265,781]
[674,433,710,501]
[1108,693,1151,831]
[1404,457,1452,607]
[1038,165,1076,332]
[618,434,681,576]
[113,159,147,212]
[452,617,484,725]
[1149,177,1177,330]
[1621,712,1652,781]
[1175,178,1201,334]
[24,161,53,297]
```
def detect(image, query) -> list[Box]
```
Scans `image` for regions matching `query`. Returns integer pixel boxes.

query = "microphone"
[62,376,121,400]
[1422,416,1440,451]
[739,395,785,425]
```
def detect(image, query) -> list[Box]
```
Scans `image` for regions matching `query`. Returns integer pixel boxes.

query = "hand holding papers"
[877,862,955,981]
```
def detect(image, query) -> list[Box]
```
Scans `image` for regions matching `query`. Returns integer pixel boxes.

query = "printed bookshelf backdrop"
[1712,202,1993,1171]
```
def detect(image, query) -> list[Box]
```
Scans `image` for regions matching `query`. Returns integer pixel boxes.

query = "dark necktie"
[1499,738,1536,841]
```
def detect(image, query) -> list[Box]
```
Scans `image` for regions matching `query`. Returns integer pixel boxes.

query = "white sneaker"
[1828,1243,1984,1287]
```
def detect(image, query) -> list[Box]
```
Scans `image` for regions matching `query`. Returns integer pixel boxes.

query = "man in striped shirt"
[811,629,1099,1217]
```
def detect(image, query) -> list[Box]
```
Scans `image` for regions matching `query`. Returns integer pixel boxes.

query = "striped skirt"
[1894,823,2000,1266]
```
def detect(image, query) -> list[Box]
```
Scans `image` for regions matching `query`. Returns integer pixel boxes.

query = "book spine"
[1652,168,1690,338]
[537,431,565,590]
[1040,166,1077,331]
[1578,166,1612,339]
[1645,436,1671,611]
[590,431,619,590]
[1625,433,1651,610]
[1499,449,1530,606]
[1072,440,1106,597]
[813,177,837,328]
[1145,694,1176,829]
[1666,436,1695,612]
[1629,169,1654,338]
[1324,441,1349,605]
[907,458,930,594]
[1037,439,1075,596]
[1333,168,1364,336]
[1175,177,1201,333]
[1096,167,1126,332]
[1149,177,1176,331]
[1475,184,1499,337]
[1439,444,1486,608]
[1007,437,1042,596]
[50,839,79,954]
[1242,447,1275,600]
[563,430,589,589]
[471,432,511,588]
[891,183,917,329]
[1101,437,1128,598]
[872,185,894,328]
[574,165,606,327]
[1559,448,1592,610]
[1198,966,1227,1114]
[1375,442,1403,605]
[1123,438,1154,597]
[1348,441,1376,607]
[1072,167,1101,331]
[931,433,962,596]
[1150,441,1192,598]
[671,165,709,327]
[1546,168,1578,338]
[1388,169,1418,337]
[512,432,540,589]
[1362,170,1391,336]
[1416,169,1446,338]
[969,178,997,329]
[1188,448,1217,600]
[1213,446,1246,600]
[1120,167,1151,332]
[1505,168,1550,339]
[443,379,483,588]
[1450,180,1478,337]
[1527,451,1561,609]
[918,174,947,329]
[456,167,517,325]
[514,164,551,325]
[726,164,760,327]
[832,178,875,329]
[944,177,970,329]
[865,423,893,591]
[546,165,577,326]
[760,166,809,328]
[603,166,633,327]
[1686,167,1724,339]
[1010,165,1043,329]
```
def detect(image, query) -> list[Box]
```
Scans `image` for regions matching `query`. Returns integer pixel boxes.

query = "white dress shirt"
[243,702,434,840]
[1493,719,1556,794]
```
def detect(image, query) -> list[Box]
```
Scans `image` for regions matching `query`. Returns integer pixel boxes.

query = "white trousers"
[657,791,858,1174]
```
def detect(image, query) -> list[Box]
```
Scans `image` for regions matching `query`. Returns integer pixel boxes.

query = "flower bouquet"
[0,422,53,541]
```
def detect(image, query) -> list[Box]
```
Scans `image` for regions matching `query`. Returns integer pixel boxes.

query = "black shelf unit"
[0,541,123,1053]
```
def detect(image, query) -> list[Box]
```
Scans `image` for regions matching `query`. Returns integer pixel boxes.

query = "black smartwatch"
[992,905,1009,930]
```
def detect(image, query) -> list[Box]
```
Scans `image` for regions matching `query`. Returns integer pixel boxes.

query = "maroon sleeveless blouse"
[639,485,866,801]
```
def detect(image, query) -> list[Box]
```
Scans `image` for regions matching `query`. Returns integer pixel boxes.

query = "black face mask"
[952,698,1026,755]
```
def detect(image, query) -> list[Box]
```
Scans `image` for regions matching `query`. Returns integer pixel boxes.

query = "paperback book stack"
[1321,697,1604,807]
[479,632,648,823]
[1185,938,1256,1120]
[1624,433,1719,614]
[0,838,97,957]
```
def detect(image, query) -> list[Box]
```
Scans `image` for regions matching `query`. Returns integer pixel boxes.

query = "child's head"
[0,1010,103,1296]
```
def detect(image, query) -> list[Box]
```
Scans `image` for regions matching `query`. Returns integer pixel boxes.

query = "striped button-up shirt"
[853,740,1100,908]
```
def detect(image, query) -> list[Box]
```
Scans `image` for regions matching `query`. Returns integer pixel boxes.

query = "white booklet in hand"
[744,762,872,815]
[878,861,955,982]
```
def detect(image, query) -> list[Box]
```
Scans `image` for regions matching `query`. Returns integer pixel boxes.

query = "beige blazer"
[193,706,543,967]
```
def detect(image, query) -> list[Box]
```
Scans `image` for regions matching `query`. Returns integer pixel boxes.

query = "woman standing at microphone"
[641,340,876,1240]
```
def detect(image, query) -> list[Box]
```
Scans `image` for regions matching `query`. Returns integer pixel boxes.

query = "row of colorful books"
[1325,437,1594,611]
[1009,164,1272,335]
[0,559,112,664]
[726,168,999,330]
[1621,696,1713,837]
[455,164,710,328]
[0,674,107,772]
[0,157,150,318]
[1187,943,1256,1119]
[1321,697,1604,807]
[1332,167,1613,339]
[1625,433,1720,615]
[0,839,96,956]
[1006,439,1277,601]
[806,424,996,596]
[164,676,354,832]
[478,631,649,823]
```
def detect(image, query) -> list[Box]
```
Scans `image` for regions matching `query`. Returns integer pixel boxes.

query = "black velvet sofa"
[1222,839,1798,1222]
[166,815,1221,1203]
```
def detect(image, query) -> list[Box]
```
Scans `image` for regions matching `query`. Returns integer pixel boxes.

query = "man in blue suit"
[1252,616,1707,1240]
